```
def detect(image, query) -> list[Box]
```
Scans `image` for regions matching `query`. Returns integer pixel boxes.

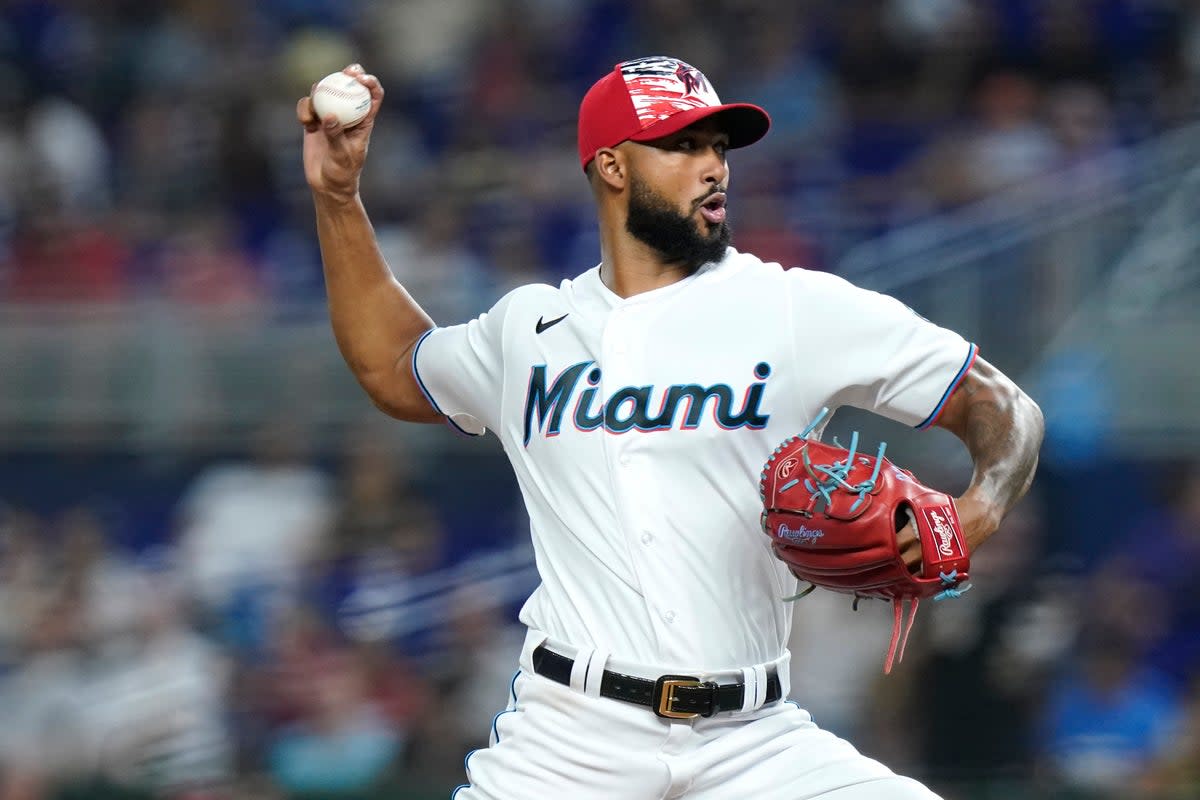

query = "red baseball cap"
[578,56,770,171]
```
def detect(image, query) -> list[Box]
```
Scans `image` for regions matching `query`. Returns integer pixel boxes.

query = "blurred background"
[0,0,1198,798]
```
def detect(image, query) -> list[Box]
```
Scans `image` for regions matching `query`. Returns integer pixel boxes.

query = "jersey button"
[640,531,653,545]
[619,453,631,466]
[663,610,676,623]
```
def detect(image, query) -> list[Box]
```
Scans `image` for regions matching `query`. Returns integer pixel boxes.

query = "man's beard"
[625,175,731,273]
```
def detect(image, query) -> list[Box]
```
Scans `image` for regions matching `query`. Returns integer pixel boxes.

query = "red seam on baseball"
[316,87,368,101]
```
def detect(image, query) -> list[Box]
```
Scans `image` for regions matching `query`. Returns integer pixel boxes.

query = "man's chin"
[681,229,731,269]
[689,214,723,240]
[702,221,731,249]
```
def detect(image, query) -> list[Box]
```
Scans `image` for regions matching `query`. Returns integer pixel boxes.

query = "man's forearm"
[960,383,1043,517]
[937,358,1045,548]
[315,193,439,420]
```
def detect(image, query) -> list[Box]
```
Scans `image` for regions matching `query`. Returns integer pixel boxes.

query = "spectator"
[1128,460,1200,688]
[266,643,404,795]
[174,418,334,623]
[907,500,1071,793]
[961,69,1061,198]
[86,572,233,795]
[407,584,525,788]
[330,428,418,556]
[1046,81,1119,168]
[0,589,95,795]
[1038,568,1183,796]
[55,507,148,645]
[6,212,132,303]
[0,508,50,670]
[25,95,112,216]
[332,495,448,658]
[375,196,495,325]
[152,214,263,308]
[1144,675,1200,796]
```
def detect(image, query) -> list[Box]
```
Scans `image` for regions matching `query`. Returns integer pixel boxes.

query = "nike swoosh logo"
[535,313,569,334]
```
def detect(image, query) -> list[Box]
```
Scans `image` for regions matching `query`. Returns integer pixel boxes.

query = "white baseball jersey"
[413,248,976,673]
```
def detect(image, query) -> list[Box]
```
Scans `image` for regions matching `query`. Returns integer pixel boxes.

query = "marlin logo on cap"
[675,62,710,98]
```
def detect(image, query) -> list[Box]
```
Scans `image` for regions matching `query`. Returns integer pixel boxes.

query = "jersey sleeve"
[411,289,517,436]
[793,272,977,429]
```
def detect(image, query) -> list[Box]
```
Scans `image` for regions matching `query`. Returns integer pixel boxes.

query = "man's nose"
[701,147,727,184]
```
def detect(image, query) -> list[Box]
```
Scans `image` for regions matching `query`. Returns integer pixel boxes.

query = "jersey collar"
[581,247,736,308]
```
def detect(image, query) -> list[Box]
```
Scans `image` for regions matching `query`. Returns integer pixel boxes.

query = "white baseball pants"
[451,637,942,800]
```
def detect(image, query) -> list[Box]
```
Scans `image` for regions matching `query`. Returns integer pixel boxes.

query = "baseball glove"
[759,409,971,673]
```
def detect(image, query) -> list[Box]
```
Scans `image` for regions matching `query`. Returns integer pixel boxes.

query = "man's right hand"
[296,64,383,201]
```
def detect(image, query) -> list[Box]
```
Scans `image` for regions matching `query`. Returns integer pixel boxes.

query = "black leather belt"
[531,644,782,719]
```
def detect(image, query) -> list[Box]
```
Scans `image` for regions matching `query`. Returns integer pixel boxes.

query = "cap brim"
[627,103,771,150]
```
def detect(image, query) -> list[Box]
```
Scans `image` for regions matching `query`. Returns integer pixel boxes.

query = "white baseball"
[311,71,372,127]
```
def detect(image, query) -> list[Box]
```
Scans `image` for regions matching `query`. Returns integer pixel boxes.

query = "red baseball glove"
[759,409,971,673]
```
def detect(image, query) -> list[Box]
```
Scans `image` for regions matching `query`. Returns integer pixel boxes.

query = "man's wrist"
[956,489,1004,550]
[312,188,361,211]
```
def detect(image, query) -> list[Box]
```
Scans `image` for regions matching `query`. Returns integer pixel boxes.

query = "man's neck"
[598,232,696,299]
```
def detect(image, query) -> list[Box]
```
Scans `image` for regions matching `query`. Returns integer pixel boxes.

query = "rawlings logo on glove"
[759,409,972,673]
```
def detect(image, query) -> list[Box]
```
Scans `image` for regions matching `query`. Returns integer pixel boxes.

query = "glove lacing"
[777,408,888,513]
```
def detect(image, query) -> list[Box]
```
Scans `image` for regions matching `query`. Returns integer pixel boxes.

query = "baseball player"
[297,58,1044,799]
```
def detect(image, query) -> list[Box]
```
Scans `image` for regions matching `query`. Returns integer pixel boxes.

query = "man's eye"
[676,138,695,150]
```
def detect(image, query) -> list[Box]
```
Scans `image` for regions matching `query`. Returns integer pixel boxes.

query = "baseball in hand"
[311,71,372,128]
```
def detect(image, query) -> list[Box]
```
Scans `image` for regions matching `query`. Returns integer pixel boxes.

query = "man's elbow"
[358,370,443,424]
[1017,389,1045,497]
[370,394,444,424]
[986,363,1044,443]
[1014,384,1045,447]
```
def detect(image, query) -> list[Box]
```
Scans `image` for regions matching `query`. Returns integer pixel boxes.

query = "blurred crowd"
[1,0,1198,312]
[0,421,536,800]
[2,0,1200,799]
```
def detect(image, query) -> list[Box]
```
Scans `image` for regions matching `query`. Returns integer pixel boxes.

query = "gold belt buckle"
[654,675,707,719]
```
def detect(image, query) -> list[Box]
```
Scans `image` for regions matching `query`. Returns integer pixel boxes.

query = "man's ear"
[593,148,626,190]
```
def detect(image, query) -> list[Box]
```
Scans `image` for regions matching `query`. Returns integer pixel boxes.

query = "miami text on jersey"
[523,361,772,445]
